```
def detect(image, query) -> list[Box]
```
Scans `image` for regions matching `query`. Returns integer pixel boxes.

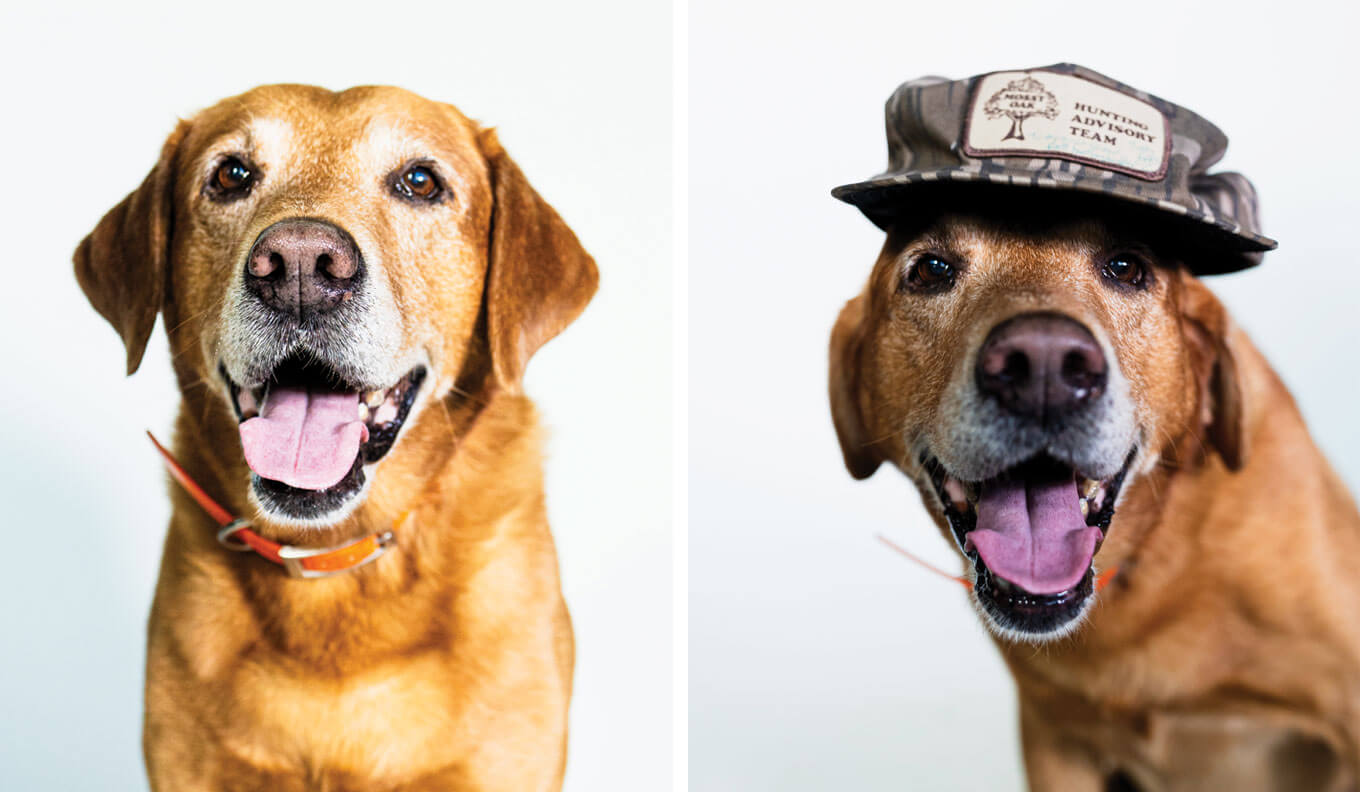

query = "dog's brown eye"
[395,165,442,201]
[907,254,956,292]
[213,158,253,194]
[1102,254,1149,289]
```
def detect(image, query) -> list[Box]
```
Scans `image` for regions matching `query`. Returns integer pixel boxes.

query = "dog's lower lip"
[252,453,367,519]
[975,560,1094,632]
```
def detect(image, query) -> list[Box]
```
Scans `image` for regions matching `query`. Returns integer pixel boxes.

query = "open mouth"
[222,355,426,520]
[922,449,1135,638]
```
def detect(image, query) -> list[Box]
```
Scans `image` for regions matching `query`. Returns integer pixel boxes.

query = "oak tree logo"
[982,77,1059,141]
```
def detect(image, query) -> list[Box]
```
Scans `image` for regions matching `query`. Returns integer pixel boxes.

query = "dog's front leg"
[1019,699,1113,792]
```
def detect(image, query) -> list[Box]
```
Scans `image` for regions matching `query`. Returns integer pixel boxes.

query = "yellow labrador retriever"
[831,187,1360,791]
[76,85,596,791]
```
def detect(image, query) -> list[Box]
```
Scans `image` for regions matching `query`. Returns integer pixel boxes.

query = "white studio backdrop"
[689,0,1360,789]
[0,2,671,790]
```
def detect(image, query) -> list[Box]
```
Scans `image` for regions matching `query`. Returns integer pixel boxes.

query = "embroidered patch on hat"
[963,70,1171,180]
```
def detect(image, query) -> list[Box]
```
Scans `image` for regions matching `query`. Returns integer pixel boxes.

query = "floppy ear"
[1179,272,1247,471]
[829,294,882,479]
[74,120,188,375]
[477,128,599,390]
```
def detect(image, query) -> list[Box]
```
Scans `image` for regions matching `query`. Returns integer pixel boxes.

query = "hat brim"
[833,170,1276,276]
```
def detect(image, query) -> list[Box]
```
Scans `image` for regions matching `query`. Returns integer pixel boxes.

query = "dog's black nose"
[245,219,363,319]
[975,312,1107,420]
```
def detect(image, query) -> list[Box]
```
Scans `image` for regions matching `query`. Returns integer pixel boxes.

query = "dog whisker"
[164,307,214,337]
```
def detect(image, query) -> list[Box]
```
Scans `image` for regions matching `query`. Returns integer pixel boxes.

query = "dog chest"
[221,652,470,779]
[1087,708,1352,791]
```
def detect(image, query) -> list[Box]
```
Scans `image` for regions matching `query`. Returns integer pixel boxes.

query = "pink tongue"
[964,473,1102,595]
[239,386,367,490]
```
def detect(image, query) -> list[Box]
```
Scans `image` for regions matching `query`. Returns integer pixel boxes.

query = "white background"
[689,0,1360,789]
[0,1,671,790]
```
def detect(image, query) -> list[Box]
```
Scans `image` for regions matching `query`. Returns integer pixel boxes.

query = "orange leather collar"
[148,431,397,579]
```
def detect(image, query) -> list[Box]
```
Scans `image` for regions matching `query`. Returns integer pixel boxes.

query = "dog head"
[76,85,597,527]
[830,188,1243,642]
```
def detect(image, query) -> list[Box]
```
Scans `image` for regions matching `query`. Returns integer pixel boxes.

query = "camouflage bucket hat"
[832,63,1276,274]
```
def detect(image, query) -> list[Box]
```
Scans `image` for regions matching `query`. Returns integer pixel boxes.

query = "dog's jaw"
[910,441,1138,643]
[221,356,432,527]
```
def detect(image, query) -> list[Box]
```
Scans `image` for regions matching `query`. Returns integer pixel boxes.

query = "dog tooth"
[1080,499,1090,517]
[944,477,968,510]
[358,403,370,422]
[364,390,385,407]
[374,401,398,424]
[1081,478,1100,498]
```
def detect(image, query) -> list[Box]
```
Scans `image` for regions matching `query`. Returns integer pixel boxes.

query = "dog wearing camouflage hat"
[830,63,1360,790]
